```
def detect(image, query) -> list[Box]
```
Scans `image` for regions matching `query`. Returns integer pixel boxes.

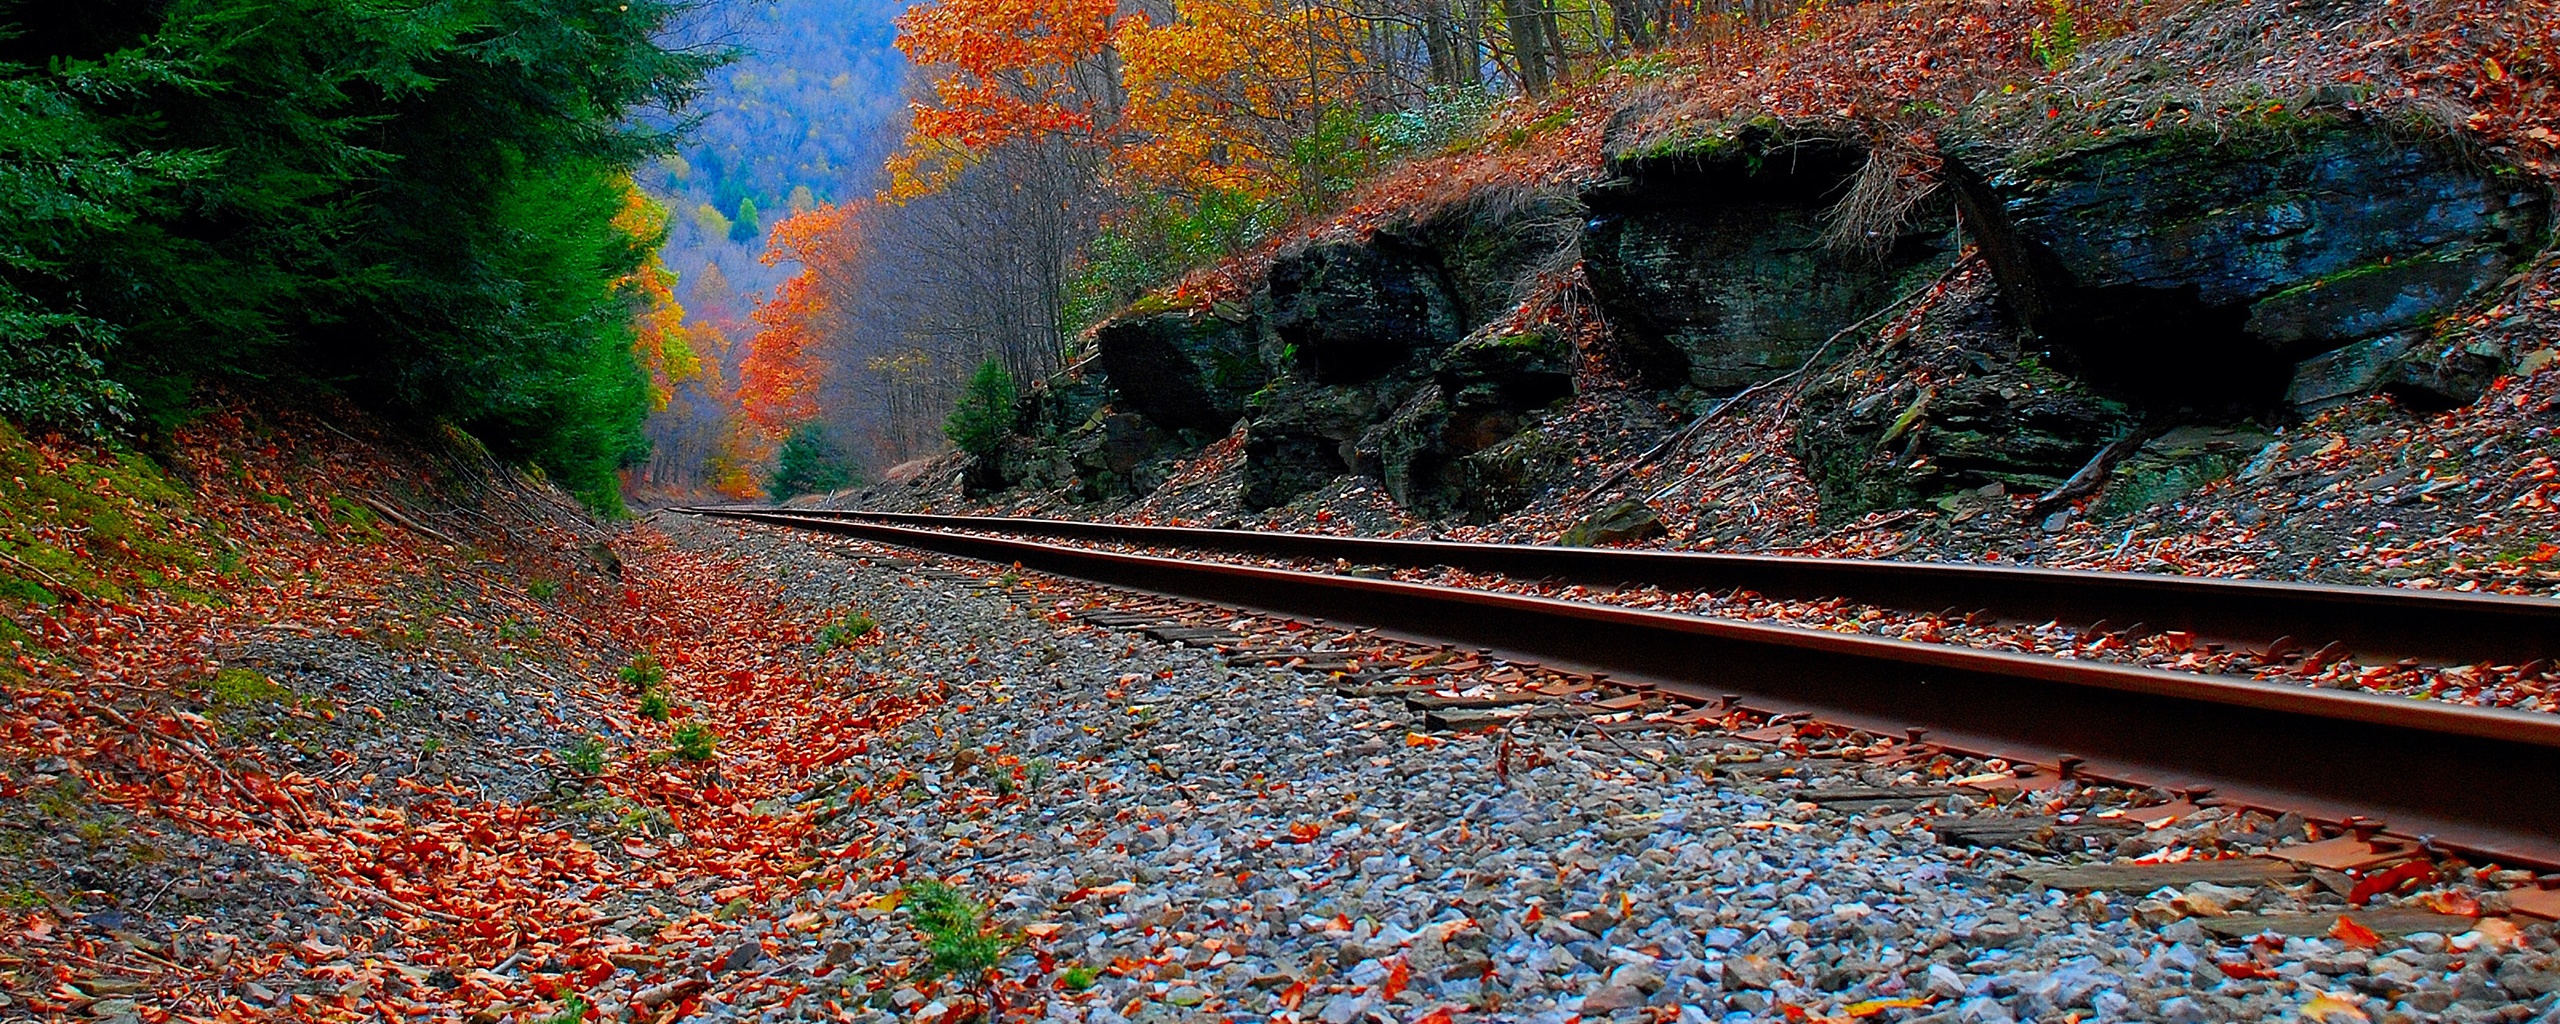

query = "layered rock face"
[1583,129,1962,391]
[974,109,2547,522]
[1949,121,2547,412]
[1094,310,1267,432]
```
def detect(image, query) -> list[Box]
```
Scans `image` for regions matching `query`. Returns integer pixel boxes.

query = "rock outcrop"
[975,106,2549,526]
[1947,116,2547,411]
[1583,126,1961,391]
[1093,308,1268,433]
[1267,239,1466,385]
[1794,270,2136,518]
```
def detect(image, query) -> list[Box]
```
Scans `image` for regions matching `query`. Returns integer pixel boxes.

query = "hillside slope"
[830,0,2560,596]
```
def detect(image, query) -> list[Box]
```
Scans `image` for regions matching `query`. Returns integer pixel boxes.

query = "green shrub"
[903,879,1012,986]
[669,722,715,762]
[535,994,589,1024]
[767,423,861,500]
[819,610,877,651]
[561,736,607,776]
[637,690,671,723]
[943,360,1018,459]
[2030,0,2083,68]
[619,653,666,692]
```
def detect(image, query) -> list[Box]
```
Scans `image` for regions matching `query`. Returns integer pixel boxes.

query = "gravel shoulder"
[625,514,2560,1024]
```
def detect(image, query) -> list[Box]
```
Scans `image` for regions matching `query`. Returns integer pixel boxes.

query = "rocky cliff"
[961,107,2548,528]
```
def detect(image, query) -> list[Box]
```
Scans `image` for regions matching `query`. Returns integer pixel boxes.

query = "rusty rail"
[696,507,2560,665]
[682,506,2560,869]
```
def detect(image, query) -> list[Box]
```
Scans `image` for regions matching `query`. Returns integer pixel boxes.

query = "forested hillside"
[0,0,719,512]
[619,0,907,503]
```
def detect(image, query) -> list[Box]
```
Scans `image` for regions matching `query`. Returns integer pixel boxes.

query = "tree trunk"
[1501,0,1552,95]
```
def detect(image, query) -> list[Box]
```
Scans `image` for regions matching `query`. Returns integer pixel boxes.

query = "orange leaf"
[2301,993,2371,1023]
[1381,958,1410,1001]
[2328,915,2381,950]
[2417,891,2480,917]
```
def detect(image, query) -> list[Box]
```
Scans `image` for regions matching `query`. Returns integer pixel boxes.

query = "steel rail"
[692,507,2560,665]
[686,506,2560,869]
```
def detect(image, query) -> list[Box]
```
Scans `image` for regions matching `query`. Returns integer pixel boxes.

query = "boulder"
[1267,239,1466,385]
[1094,309,1268,432]
[1239,381,1404,509]
[1378,330,1578,520]
[1793,272,2134,519]
[1558,500,1668,547]
[1947,116,2547,410]
[1378,189,1583,331]
[1583,124,1960,390]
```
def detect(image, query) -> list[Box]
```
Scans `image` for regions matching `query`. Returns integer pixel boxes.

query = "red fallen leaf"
[2419,890,2482,917]
[1287,821,1323,843]
[2217,961,2279,980]
[1381,958,1410,1001]
[2329,914,2383,949]
[1276,980,1311,1011]
[1412,1008,1455,1024]
[2351,861,2437,905]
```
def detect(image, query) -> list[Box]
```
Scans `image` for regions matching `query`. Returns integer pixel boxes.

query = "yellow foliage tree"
[613,183,704,412]
[1113,0,1364,198]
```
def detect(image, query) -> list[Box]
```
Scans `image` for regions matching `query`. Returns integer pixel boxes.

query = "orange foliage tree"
[1113,0,1366,197]
[738,203,867,435]
[886,0,1124,199]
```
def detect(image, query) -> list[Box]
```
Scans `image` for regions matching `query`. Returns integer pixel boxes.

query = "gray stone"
[1317,993,1371,1024]
[1559,500,1667,547]
[1719,955,1780,990]
[1580,984,1646,1013]
[1948,117,2545,407]
[2288,333,2419,410]
[1584,125,1957,391]
[1095,310,1269,433]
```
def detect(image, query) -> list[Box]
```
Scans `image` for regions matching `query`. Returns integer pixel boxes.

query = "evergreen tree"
[765,423,859,499]
[942,360,1017,458]
[730,196,762,244]
[0,1,724,513]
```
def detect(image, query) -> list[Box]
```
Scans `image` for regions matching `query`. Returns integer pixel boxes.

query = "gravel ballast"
[634,513,2560,1024]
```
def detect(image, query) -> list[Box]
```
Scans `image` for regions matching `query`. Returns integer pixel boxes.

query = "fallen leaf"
[2417,890,2480,917]
[2350,861,2435,905]
[2328,915,2381,950]
[1381,958,1410,1001]
[2302,992,2371,1023]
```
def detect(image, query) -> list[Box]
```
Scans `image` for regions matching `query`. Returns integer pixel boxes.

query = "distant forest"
[627,0,907,501]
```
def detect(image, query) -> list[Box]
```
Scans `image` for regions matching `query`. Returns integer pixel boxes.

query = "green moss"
[1622,115,1788,165]
[206,668,295,706]
[1125,293,1188,317]
[327,496,385,541]
[0,422,206,606]
[2258,249,2462,305]
[2097,455,2239,520]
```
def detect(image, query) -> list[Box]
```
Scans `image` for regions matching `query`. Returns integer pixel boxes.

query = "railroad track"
[678,505,2560,872]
